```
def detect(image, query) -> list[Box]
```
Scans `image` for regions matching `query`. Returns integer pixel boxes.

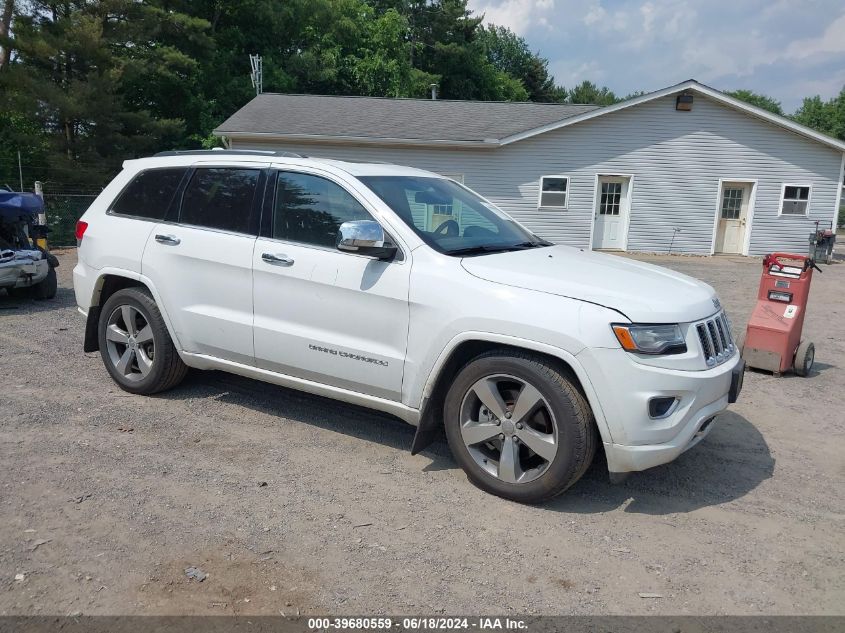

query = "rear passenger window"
[180,168,259,234]
[273,172,373,247]
[110,168,186,220]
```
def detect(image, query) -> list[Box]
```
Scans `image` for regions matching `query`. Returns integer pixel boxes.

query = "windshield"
[358,176,549,256]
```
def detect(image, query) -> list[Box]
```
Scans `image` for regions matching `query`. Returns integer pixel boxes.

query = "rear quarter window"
[109,168,187,220]
[180,168,260,234]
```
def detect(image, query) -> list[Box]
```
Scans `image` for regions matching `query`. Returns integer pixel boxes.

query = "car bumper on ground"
[577,347,743,473]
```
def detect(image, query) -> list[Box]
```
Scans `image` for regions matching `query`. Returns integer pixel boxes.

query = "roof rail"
[153,149,303,158]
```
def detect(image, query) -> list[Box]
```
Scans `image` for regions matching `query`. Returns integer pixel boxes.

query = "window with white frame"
[539,176,569,208]
[780,185,811,215]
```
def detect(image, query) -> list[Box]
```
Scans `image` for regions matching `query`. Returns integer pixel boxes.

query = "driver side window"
[273,172,374,247]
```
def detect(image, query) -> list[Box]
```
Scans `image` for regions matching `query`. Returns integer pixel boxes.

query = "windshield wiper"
[511,240,552,248]
[447,245,512,256]
[448,240,550,257]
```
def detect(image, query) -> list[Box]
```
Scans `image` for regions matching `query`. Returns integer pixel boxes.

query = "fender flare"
[410,331,613,454]
[86,268,184,353]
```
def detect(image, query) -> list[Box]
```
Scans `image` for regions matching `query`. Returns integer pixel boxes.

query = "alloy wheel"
[104,304,155,382]
[459,374,559,484]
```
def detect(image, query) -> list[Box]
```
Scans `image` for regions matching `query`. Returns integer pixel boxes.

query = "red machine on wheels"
[742,253,820,377]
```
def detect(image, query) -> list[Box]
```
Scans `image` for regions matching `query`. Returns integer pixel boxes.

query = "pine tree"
[2,0,208,187]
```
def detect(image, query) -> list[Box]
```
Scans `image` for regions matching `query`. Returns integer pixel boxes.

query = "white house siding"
[230,93,843,256]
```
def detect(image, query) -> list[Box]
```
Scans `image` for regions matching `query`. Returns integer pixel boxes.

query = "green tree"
[352,9,416,96]
[793,88,845,142]
[1,0,209,186]
[0,110,49,190]
[568,80,620,106]
[725,89,783,115]
[369,0,525,100]
[476,24,562,101]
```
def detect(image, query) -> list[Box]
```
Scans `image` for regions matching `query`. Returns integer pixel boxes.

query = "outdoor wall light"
[676,92,694,111]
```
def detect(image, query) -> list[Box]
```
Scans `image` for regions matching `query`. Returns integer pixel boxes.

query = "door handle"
[155,234,181,245]
[262,252,294,266]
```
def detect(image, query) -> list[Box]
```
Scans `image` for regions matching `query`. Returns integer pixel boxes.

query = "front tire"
[97,287,187,394]
[443,350,597,503]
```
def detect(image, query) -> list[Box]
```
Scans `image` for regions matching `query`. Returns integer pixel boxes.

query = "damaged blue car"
[0,188,58,299]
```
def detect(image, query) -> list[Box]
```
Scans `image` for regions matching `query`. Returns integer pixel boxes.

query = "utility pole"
[17,149,22,191]
[249,54,263,97]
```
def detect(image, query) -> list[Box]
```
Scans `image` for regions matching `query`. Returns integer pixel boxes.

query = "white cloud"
[472,0,845,111]
[549,59,605,87]
[784,14,845,59]
[640,2,656,32]
[583,3,606,26]
[467,0,557,35]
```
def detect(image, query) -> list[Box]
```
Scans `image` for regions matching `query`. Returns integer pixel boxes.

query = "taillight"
[75,220,88,246]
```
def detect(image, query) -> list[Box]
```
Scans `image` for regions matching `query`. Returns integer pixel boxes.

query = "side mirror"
[336,220,397,260]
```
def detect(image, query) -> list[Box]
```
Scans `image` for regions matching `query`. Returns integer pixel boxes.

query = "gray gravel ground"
[0,249,843,616]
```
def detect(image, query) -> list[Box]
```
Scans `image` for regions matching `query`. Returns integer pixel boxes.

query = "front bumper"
[577,347,742,473]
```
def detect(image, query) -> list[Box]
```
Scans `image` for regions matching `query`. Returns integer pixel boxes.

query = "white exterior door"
[592,176,630,250]
[252,169,410,401]
[141,166,261,365]
[144,226,256,364]
[715,182,751,254]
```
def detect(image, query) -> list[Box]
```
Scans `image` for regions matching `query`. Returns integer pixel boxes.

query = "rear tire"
[443,350,597,503]
[97,287,187,394]
[31,267,57,300]
[793,340,815,377]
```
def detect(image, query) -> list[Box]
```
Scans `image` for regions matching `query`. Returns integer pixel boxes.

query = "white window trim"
[779,183,813,217]
[538,175,570,210]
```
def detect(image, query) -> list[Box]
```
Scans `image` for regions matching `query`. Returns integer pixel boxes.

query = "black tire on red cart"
[793,340,815,377]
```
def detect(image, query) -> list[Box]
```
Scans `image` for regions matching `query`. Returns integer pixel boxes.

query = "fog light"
[648,396,678,419]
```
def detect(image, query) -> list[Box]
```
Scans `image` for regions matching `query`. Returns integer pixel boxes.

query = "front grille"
[696,312,735,367]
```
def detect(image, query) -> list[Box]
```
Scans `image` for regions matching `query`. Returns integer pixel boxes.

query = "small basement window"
[539,176,569,208]
[780,184,811,215]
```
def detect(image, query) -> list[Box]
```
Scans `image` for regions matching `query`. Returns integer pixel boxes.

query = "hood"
[460,245,719,323]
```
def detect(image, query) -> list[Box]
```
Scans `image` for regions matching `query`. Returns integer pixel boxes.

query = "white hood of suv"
[460,246,719,323]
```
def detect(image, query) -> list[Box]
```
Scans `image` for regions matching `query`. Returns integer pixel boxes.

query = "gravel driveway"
[1,249,843,616]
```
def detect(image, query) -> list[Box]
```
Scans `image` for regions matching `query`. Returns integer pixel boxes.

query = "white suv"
[73,150,744,503]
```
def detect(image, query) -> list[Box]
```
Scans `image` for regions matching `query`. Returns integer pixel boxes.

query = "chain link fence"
[42,193,99,247]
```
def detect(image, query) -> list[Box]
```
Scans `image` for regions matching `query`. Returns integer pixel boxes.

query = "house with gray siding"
[214,80,845,256]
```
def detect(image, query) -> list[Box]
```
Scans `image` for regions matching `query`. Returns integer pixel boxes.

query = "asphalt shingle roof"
[214,93,600,144]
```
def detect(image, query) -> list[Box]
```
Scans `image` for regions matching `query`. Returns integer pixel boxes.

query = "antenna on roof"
[249,54,263,96]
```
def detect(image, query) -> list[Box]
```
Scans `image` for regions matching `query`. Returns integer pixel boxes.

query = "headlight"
[611,323,687,355]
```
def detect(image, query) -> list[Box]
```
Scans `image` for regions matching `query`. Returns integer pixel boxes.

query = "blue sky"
[467,0,845,113]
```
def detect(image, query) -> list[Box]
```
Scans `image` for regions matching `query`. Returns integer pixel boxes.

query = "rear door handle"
[262,252,294,266]
[155,234,181,245]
